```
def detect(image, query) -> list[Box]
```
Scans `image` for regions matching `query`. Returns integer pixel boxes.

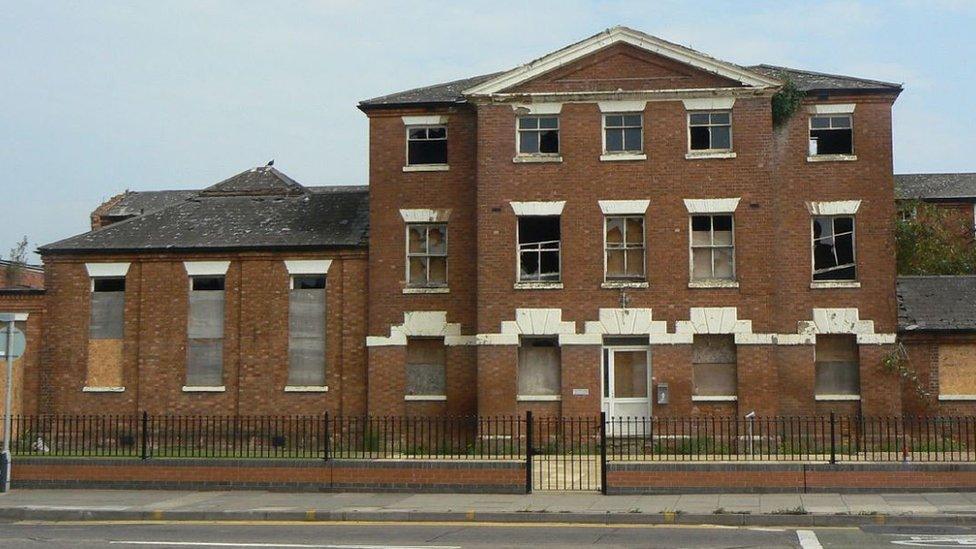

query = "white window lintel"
[284,260,333,275]
[599,200,650,215]
[683,198,741,214]
[400,208,452,223]
[806,200,861,215]
[183,261,230,277]
[85,262,130,278]
[598,100,647,113]
[682,97,735,111]
[510,201,566,216]
[807,104,856,115]
[511,103,562,115]
[401,115,448,126]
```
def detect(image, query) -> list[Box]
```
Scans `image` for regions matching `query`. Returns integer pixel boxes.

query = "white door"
[601,346,651,435]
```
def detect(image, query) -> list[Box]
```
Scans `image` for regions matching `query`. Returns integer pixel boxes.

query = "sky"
[2,0,975,261]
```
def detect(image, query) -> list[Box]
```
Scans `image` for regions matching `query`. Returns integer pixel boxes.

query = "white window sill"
[513,155,562,164]
[600,153,646,162]
[514,282,563,290]
[517,395,562,402]
[810,281,860,289]
[602,281,649,289]
[182,385,226,393]
[692,395,737,402]
[688,279,739,289]
[815,394,861,401]
[284,386,329,393]
[404,395,447,401]
[939,395,976,401]
[685,151,736,160]
[402,164,449,172]
[402,287,449,294]
[807,154,857,163]
[82,386,125,393]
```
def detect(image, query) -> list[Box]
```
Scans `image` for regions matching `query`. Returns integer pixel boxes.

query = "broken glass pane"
[626,249,644,276]
[409,257,427,285]
[692,248,712,279]
[428,257,447,284]
[539,129,559,153]
[713,248,734,278]
[606,218,624,245]
[690,126,710,150]
[408,226,426,254]
[427,226,446,254]
[606,250,625,276]
[625,217,643,244]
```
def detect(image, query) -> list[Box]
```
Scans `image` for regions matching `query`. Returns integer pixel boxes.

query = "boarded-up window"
[87,277,125,387]
[605,216,645,280]
[517,337,561,396]
[815,335,860,396]
[405,338,446,396]
[938,344,976,396]
[288,274,327,387]
[186,276,225,387]
[692,335,737,396]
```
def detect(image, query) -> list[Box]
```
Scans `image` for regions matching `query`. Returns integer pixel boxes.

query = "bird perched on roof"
[266,159,275,166]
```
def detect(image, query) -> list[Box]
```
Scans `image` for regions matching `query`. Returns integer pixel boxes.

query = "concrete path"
[2,489,976,526]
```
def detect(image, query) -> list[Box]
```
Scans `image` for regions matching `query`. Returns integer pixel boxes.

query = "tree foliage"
[4,236,29,287]
[771,80,805,128]
[896,201,976,275]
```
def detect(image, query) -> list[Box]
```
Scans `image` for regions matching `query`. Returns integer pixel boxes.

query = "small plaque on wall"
[572,388,589,396]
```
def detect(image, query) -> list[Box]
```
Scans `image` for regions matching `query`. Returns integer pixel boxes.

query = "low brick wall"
[12,458,526,494]
[606,462,976,494]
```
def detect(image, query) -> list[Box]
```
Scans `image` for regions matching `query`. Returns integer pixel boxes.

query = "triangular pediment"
[464,26,780,96]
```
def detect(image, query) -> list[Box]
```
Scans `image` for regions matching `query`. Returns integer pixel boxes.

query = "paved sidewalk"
[1,489,976,526]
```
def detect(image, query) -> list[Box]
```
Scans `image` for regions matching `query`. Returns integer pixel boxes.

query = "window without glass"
[605,216,645,281]
[517,216,561,282]
[815,335,860,396]
[604,114,642,153]
[517,337,561,396]
[406,126,447,165]
[288,274,326,387]
[813,216,856,281]
[692,335,737,397]
[809,115,852,156]
[517,116,559,154]
[406,223,447,287]
[689,111,732,151]
[87,277,126,388]
[690,214,735,280]
[186,275,225,387]
[406,338,446,397]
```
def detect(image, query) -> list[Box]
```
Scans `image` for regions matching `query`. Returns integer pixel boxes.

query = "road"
[2,521,976,548]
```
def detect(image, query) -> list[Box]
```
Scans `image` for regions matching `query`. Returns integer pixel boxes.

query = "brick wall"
[901,332,976,415]
[0,290,44,436]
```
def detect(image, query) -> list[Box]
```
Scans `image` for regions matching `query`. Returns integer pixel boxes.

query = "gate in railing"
[526,412,606,492]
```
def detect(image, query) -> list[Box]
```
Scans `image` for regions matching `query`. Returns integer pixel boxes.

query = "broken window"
[186,275,225,387]
[87,277,125,387]
[689,111,732,151]
[812,216,856,281]
[405,338,446,397]
[692,335,737,397]
[815,335,860,396]
[809,115,852,156]
[517,337,561,396]
[517,116,559,155]
[518,216,560,282]
[604,114,642,153]
[406,125,447,165]
[288,274,327,387]
[406,223,447,287]
[690,214,735,280]
[605,215,645,280]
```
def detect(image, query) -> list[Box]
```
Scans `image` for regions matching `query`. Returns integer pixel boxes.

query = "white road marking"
[891,535,976,546]
[797,529,824,549]
[109,542,461,549]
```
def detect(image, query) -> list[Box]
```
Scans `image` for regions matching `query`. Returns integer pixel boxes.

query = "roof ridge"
[750,63,902,89]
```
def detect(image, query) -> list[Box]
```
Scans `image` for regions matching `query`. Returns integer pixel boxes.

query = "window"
[517,337,560,397]
[604,114,642,153]
[937,344,976,398]
[405,338,446,397]
[186,275,225,387]
[406,224,447,287]
[406,125,447,166]
[690,214,734,280]
[87,277,125,388]
[692,335,737,397]
[605,216,645,281]
[815,335,860,396]
[288,274,327,387]
[517,216,560,282]
[689,111,731,151]
[809,115,852,156]
[813,216,856,281]
[517,116,559,155]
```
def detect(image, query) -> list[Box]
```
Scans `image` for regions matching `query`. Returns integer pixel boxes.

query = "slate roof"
[103,190,198,218]
[895,173,976,201]
[41,167,369,254]
[359,72,503,108]
[748,65,902,94]
[897,276,976,332]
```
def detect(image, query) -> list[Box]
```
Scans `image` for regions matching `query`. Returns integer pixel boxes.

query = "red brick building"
[33,26,960,419]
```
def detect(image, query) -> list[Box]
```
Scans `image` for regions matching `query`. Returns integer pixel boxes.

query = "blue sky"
[2,1,975,260]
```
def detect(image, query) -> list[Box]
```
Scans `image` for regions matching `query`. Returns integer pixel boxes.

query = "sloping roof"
[200,166,307,196]
[895,173,976,201]
[897,276,976,332]
[748,65,902,94]
[103,190,198,218]
[41,167,369,254]
[359,72,502,108]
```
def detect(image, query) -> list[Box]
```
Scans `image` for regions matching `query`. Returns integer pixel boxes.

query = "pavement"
[2,489,976,528]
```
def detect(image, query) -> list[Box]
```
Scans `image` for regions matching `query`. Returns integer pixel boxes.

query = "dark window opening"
[813,216,856,281]
[292,275,326,290]
[810,115,852,155]
[93,277,125,292]
[192,276,225,291]
[689,111,731,151]
[518,216,561,282]
[407,126,447,165]
[518,116,559,154]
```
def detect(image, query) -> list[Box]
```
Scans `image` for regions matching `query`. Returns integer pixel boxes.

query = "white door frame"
[600,344,652,422]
